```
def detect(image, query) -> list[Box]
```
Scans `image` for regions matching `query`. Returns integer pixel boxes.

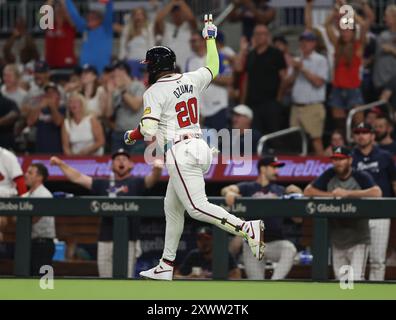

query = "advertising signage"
[19,155,334,183]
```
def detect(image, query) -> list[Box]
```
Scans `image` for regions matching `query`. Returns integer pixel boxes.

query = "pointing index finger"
[208,14,213,25]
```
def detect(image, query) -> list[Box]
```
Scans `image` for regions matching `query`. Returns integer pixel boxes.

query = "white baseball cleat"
[242,220,265,260]
[139,259,174,281]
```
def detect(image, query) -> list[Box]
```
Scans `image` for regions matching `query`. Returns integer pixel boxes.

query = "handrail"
[214,2,235,26]
[257,127,308,156]
[346,100,392,144]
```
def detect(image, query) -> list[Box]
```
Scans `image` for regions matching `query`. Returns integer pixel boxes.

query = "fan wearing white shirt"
[23,163,56,276]
[119,7,155,61]
[154,0,197,72]
[62,92,105,156]
[1,64,27,109]
[119,7,156,80]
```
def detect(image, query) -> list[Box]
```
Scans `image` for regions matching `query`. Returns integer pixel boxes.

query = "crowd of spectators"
[1,0,396,156]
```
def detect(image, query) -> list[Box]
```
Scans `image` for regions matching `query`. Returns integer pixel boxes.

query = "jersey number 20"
[175,97,198,128]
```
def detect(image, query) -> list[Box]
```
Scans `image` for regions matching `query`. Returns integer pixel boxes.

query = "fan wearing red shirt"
[45,0,76,68]
[325,7,369,134]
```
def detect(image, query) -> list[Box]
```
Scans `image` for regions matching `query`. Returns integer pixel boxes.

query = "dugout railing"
[257,127,308,156]
[0,196,392,280]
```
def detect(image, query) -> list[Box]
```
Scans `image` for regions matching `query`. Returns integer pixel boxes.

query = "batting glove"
[202,14,217,40]
[124,130,136,145]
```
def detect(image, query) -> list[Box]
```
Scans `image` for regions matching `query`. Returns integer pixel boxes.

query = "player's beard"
[268,172,278,181]
[335,165,350,177]
[375,132,387,142]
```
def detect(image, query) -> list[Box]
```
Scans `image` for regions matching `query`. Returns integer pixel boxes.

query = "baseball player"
[305,146,382,281]
[352,123,396,281]
[50,149,163,278]
[221,156,298,280]
[0,147,27,198]
[0,147,27,236]
[124,14,265,280]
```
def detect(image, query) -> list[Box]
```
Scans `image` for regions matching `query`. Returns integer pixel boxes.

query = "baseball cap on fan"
[352,122,374,134]
[233,104,253,120]
[367,106,383,116]
[196,226,212,238]
[257,156,285,169]
[111,148,130,160]
[299,31,317,42]
[34,60,50,73]
[330,146,352,159]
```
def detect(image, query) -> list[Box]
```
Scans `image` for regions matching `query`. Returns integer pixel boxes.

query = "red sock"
[162,258,175,267]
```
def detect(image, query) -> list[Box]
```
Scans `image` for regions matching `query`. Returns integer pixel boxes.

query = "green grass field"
[0,279,395,300]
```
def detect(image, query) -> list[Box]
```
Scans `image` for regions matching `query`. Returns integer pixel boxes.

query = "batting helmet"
[141,46,176,83]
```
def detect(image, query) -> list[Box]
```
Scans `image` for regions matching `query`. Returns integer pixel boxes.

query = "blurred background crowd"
[1,0,396,156]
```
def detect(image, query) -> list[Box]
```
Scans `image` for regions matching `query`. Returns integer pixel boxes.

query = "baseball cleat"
[242,220,265,260]
[139,259,174,281]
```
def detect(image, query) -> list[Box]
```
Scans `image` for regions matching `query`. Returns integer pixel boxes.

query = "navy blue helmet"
[141,46,176,83]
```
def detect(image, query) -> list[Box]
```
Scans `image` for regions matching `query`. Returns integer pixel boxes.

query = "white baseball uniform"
[142,67,247,262]
[0,147,23,197]
[97,241,140,278]
[369,218,390,281]
[332,244,369,281]
[242,240,296,280]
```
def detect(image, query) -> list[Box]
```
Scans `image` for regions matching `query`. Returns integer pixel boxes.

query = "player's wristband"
[129,126,144,141]
[13,175,27,196]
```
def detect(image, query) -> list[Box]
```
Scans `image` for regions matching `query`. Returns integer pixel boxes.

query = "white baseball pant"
[242,240,296,280]
[162,138,247,262]
[368,219,390,281]
[332,244,369,281]
[97,240,142,278]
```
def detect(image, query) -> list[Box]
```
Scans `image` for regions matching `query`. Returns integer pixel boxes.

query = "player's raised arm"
[202,14,219,79]
[50,156,93,190]
[221,184,241,207]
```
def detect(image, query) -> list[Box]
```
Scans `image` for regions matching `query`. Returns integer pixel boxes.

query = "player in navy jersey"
[374,115,396,155]
[50,149,163,278]
[352,122,396,281]
[221,155,298,280]
[305,146,382,280]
